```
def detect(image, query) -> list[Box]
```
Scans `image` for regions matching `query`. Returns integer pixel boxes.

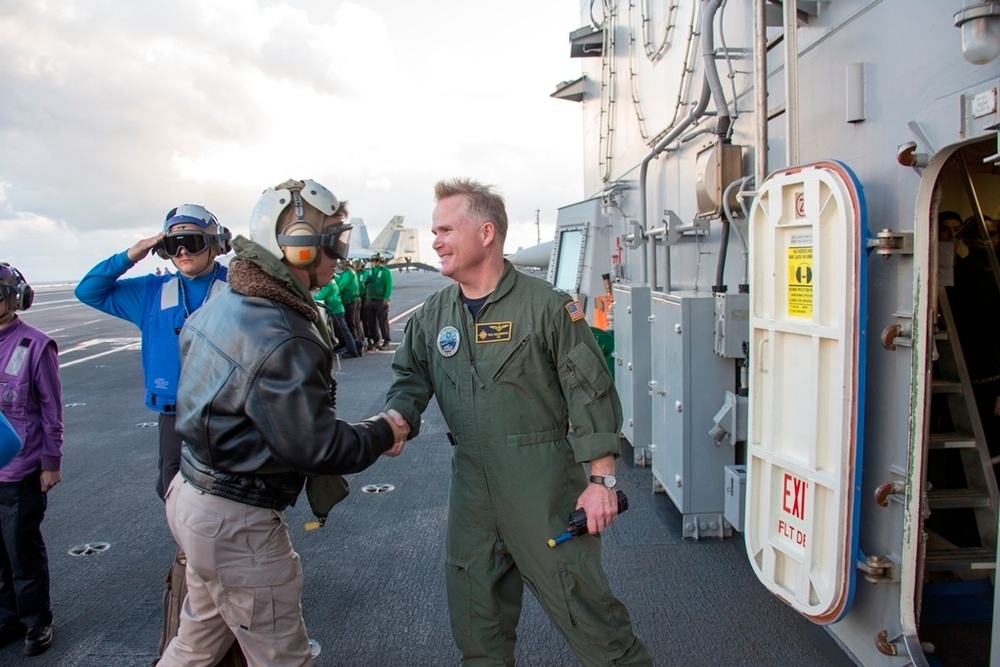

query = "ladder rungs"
[925,547,998,571]
[931,380,963,394]
[928,488,992,509]
[927,432,977,449]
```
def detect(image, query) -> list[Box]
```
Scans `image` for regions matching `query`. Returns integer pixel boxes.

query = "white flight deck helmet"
[155,204,232,259]
[249,180,352,289]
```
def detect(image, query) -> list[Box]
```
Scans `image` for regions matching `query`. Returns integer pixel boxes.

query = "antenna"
[535,208,541,245]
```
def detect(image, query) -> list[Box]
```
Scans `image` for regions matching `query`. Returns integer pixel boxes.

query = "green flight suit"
[386,261,651,667]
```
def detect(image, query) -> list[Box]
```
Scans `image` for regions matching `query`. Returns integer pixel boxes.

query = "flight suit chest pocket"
[0,379,29,419]
[490,331,534,383]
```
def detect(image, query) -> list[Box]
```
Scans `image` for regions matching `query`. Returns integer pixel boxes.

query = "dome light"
[955,2,1000,65]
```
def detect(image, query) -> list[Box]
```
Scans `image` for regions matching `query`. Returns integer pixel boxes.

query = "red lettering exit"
[782,473,807,521]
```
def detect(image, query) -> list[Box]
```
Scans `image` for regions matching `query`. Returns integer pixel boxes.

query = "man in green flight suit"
[384,178,652,666]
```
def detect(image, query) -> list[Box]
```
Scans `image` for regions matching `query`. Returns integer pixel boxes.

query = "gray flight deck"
[5,270,855,666]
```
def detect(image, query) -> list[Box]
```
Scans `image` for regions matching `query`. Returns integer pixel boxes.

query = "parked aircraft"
[348,215,438,272]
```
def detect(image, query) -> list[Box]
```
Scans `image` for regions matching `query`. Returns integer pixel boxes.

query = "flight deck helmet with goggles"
[249,179,352,267]
[0,262,33,312]
[155,204,232,259]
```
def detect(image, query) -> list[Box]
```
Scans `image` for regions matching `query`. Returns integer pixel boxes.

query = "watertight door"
[744,161,867,624]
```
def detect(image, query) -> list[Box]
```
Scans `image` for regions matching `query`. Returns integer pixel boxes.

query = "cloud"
[0,0,582,282]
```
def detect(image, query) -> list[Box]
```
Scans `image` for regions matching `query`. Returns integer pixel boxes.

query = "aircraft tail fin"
[350,218,370,249]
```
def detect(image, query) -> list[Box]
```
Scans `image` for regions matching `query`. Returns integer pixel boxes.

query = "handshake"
[379,408,410,456]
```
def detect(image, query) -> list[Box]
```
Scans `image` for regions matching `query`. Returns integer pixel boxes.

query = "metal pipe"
[639,0,721,289]
[722,176,752,288]
[783,0,800,165]
[753,0,768,186]
[650,234,659,291]
[703,4,732,138]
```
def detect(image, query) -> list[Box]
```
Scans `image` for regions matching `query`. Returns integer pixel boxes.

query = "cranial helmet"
[0,263,34,312]
[249,179,352,267]
[156,204,232,259]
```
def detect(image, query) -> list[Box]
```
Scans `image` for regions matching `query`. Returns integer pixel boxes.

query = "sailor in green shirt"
[335,259,362,352]
[313,278,359,358]
[363,252,393,350]
[384,178,652,666]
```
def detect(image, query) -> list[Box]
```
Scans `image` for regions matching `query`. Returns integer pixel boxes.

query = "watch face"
[603,475,616,488]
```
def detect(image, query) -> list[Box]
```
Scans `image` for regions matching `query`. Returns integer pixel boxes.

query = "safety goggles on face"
[157,231,216,257]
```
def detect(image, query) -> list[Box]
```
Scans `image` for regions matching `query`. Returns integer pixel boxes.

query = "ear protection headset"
[0,263,34,312]
[156,204,232,259]
[278,189,323,267]
[212,225,233,255]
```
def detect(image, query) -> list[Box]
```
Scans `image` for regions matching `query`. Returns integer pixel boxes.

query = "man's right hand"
[126,233,167,263]
[381,409,410,456]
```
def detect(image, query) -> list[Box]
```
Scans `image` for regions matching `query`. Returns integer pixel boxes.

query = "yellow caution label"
[787,245,813,317]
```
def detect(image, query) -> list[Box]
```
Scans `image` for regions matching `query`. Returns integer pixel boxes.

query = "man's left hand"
[576,483,619,535]
[40,470,61,493]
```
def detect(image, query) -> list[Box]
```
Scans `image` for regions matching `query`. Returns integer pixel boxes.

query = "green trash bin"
[590,327,615,381]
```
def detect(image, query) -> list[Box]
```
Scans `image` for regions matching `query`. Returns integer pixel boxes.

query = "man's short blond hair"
[434,178,508,241]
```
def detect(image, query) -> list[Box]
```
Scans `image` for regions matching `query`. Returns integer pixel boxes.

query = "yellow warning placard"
[787,245,813,317]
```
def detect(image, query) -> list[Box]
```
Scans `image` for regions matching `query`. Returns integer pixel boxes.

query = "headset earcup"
[18,284,33,311]
[281,222,320,267]
[215,226,232,255]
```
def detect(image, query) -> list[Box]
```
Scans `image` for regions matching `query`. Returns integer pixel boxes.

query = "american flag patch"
[565,300,585,322]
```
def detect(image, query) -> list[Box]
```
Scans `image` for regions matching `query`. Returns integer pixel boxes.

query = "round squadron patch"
[437,326,460,357]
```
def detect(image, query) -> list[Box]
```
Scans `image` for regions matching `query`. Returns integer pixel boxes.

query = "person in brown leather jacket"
[156,179,408,667]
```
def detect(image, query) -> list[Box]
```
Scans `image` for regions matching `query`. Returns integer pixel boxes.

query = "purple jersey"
[0,317,63,482]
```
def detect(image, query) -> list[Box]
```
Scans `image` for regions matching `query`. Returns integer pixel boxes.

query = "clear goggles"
[157,230,231,257]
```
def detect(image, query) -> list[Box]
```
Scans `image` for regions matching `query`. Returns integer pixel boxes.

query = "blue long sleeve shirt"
[0,411,20,469]
[75,252,227,413]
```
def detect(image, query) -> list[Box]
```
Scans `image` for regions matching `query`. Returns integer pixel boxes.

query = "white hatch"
[744,161,868,624]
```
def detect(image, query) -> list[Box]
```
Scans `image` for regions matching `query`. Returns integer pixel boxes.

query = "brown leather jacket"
[176,238,393,510]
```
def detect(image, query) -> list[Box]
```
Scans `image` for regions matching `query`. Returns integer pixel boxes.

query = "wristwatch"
[589,474,617,489]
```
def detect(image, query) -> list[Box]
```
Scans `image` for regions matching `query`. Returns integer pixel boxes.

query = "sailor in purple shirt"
[0,262,61,657]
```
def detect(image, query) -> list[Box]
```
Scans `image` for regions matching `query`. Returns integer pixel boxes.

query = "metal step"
[924,546,998,571]
[927,432,977,449]
[928,488,992,509]
[931,379,962,394]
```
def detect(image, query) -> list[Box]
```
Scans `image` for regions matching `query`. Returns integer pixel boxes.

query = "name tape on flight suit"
[475,322,512,343]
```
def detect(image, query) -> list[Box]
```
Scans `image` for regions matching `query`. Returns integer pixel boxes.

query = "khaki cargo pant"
[157,476,312,667]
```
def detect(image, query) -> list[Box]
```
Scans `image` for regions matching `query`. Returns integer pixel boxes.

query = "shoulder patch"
[565,300,585,322]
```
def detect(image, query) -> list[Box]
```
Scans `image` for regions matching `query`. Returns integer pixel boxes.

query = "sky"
[0,1,585,283]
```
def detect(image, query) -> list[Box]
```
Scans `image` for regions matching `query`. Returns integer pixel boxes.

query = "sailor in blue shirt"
[76,205,231,499]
